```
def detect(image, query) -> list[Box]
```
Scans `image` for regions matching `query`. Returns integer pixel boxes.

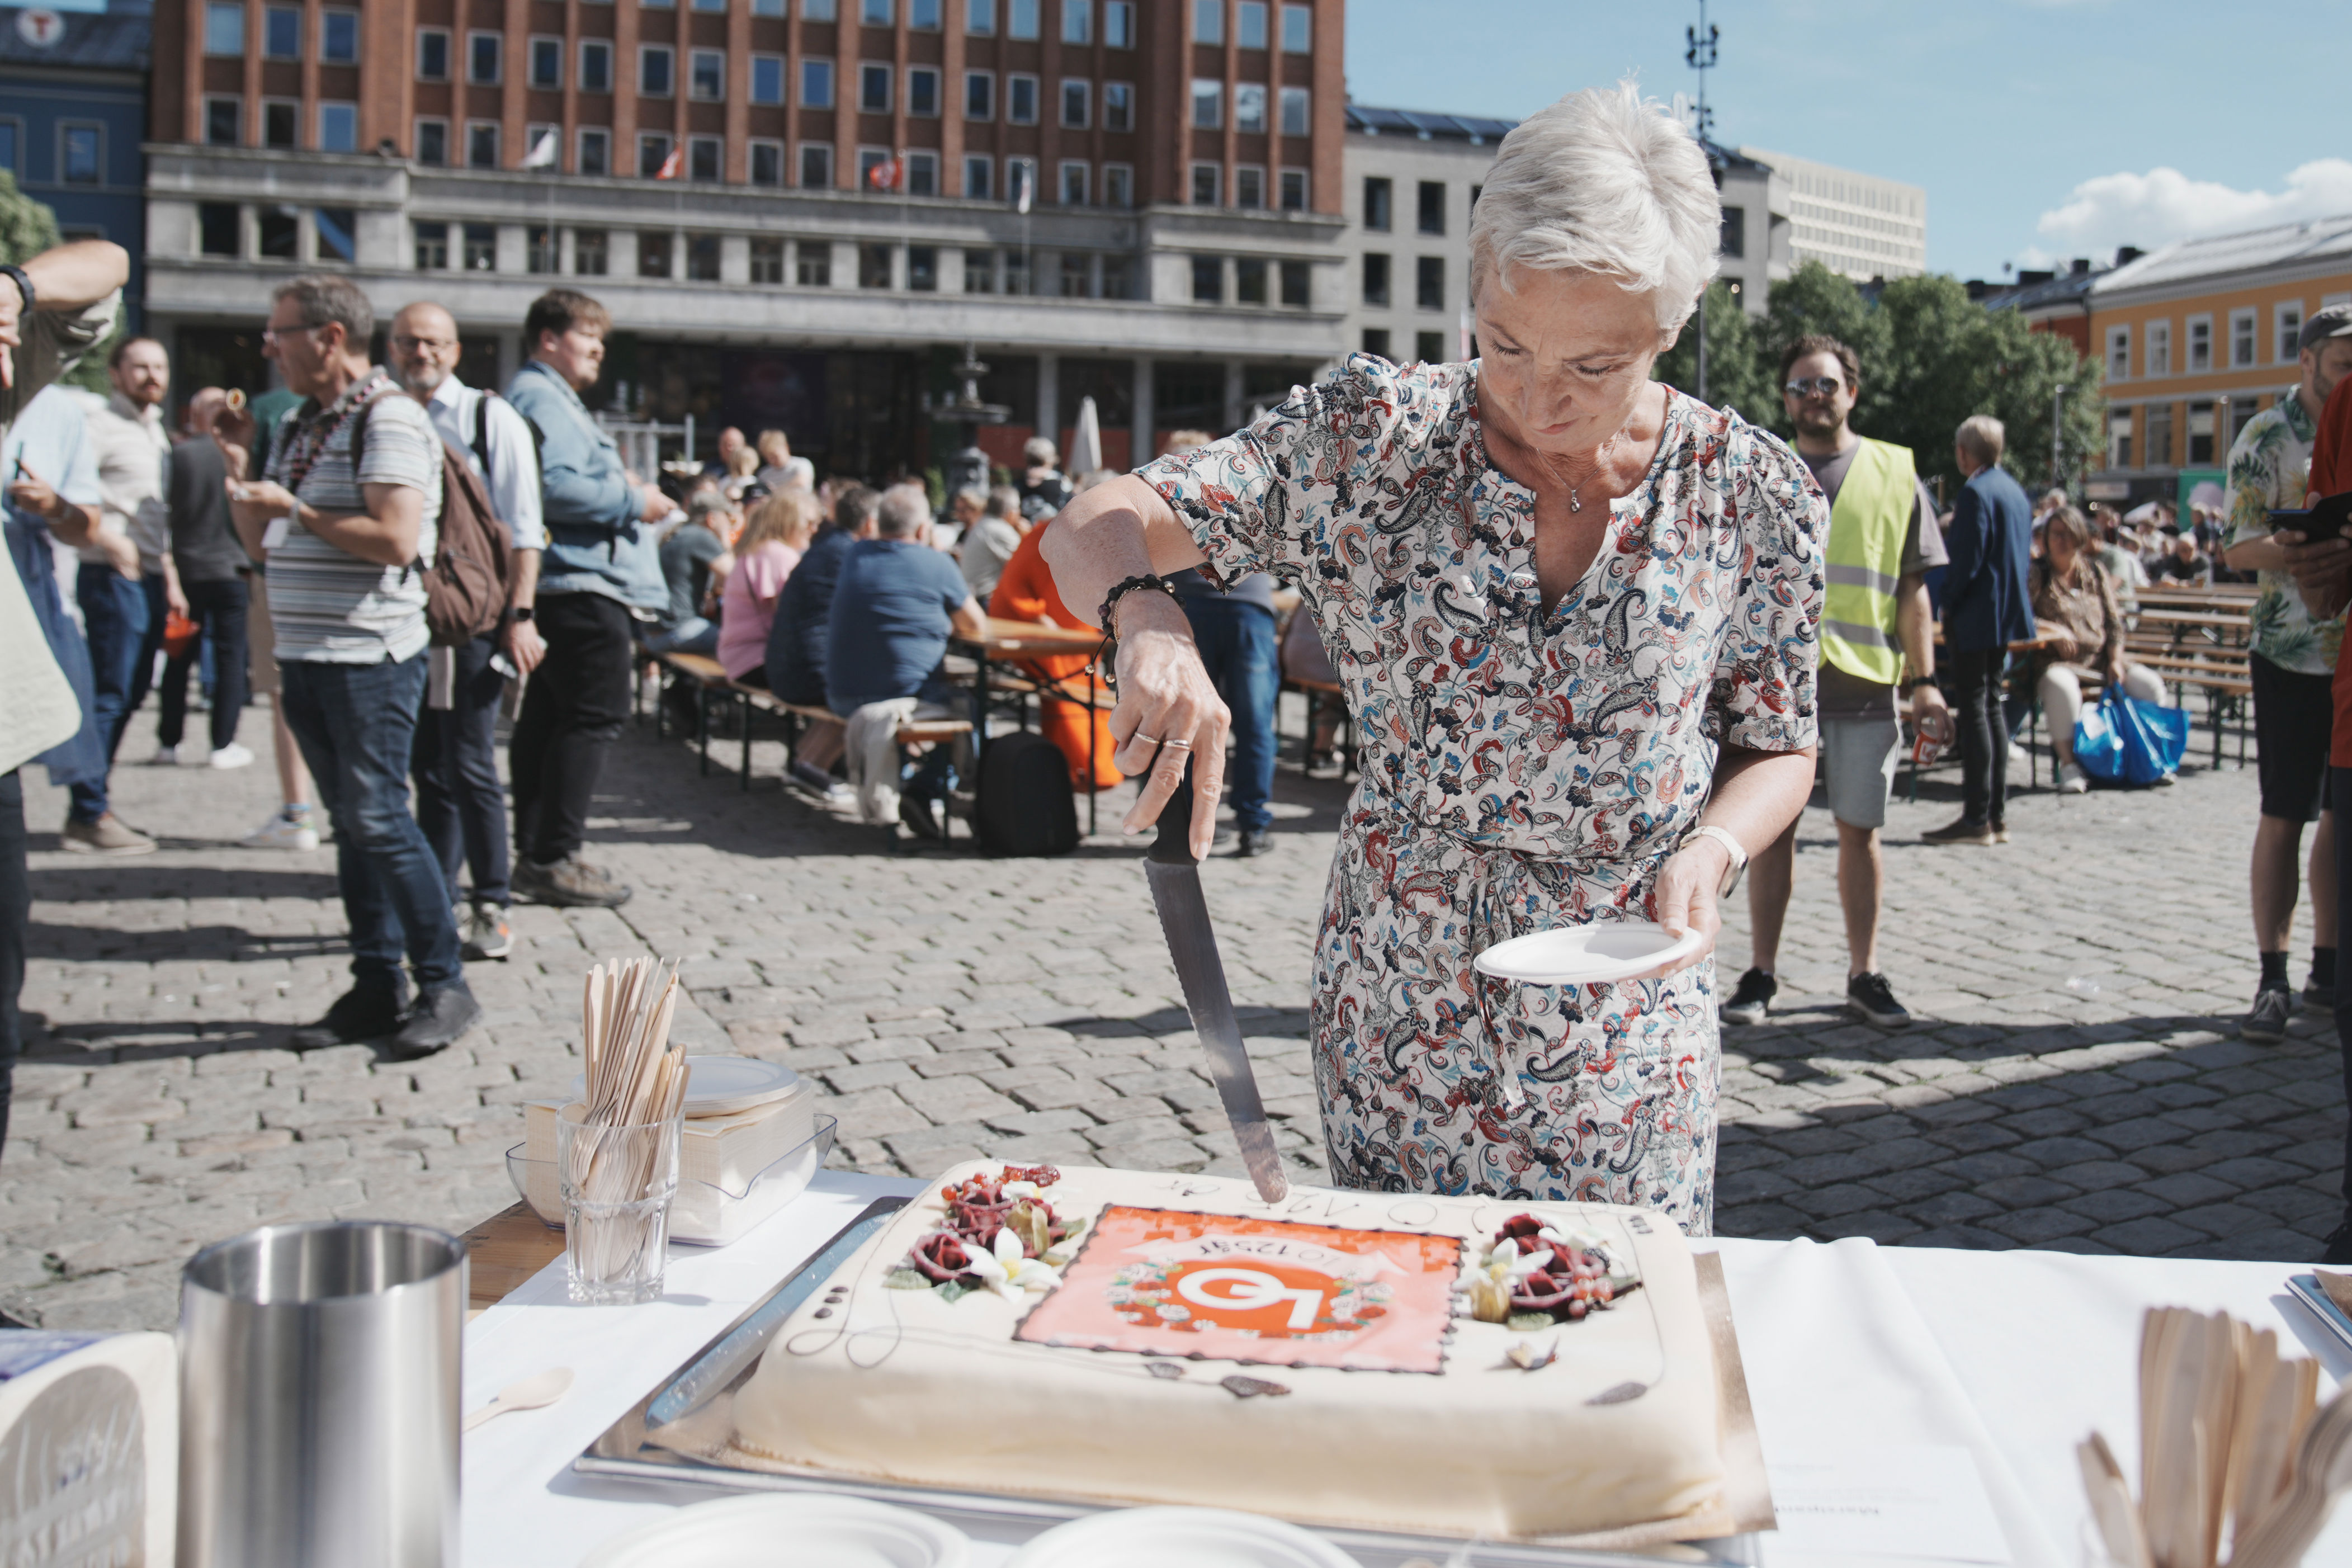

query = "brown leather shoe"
[512,854,632,908]
[61,814,157,856]
[1920,816,1996,847]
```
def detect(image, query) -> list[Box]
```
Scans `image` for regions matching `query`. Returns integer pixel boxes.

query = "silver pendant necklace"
[1566,429,1623,514]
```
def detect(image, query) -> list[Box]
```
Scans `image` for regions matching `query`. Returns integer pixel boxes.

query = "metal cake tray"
[572,1197,1773,1567]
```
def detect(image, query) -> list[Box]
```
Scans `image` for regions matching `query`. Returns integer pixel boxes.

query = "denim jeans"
[70,564,149,821]
[1945,647,2010,828]
[1182,596,1279,832]
[0,769,26,1152]
[412,635,511,908]
[643,617,717,655]
[279,653,465,993]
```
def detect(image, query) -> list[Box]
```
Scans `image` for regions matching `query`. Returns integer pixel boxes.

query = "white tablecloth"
[461,1174,2352,1566]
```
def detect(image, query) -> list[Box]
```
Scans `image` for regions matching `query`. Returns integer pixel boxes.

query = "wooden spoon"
[464,1366,575,1433]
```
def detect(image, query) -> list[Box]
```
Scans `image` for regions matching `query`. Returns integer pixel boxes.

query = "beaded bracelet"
[1094,573,1183,693]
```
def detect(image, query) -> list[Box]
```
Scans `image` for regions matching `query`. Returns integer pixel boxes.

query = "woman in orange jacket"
[989,518,1122,791]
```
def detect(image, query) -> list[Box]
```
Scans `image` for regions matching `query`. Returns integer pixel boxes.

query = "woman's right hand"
[1110,594,1231,860]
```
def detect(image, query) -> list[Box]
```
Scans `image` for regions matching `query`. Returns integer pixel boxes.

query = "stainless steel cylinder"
[177,1220,466,1568]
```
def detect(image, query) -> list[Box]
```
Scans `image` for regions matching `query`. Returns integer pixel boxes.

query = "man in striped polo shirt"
[224,276,478,1059]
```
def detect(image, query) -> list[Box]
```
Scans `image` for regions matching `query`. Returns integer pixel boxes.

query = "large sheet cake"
[732,1161,1729,1539]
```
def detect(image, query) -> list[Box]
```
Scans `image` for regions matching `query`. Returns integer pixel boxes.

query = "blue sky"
[1344,0,2352,284]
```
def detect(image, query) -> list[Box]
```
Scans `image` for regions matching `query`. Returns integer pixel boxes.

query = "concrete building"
[1706,140,1786,316]
[141,0,1350,474]
[2,0,153,327]
[1738,145,1924,282]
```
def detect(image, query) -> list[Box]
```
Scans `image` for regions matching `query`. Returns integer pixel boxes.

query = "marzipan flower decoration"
[964,1226,1060,1301]
[1458,1213,1641,1326]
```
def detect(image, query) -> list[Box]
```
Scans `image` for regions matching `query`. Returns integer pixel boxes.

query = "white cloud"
[2034,159,2352,259]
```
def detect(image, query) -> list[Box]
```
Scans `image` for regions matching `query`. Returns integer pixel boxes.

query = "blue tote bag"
[2073,689,2189,786]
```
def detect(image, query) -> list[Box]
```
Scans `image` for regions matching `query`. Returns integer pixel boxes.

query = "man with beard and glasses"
[1722,333,1948,1031]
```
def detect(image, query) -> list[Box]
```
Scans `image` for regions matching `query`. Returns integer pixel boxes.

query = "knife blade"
[1145,761,1291,1204]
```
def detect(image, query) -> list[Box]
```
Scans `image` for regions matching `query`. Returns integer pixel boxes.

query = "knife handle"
[1149,757,1198,866]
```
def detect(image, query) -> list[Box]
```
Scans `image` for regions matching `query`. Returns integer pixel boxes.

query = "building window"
[687,234,720,281]
[641,45,674,97]
[1361,327,1390,358]
[579,40,612,93]
[909,245,939,291]
[905,150,938,194]
[1059,160,1088,205]
[198,202,239,256]
[1279,259,1308,308]
[2279,303,2304,364]
[1416,255,1444,310]
[688,135,721,181]
[259,209,297,258]
[637,231,672,277]
[799,142,833,188]
[265,7,299,59]
[750,140,783,185]
[690,49,724,101]
[528,36,561,88]
[2188,399,2216,465]
[2106,325,2129,380]
[2188,315,2212,372]
[1105,0,1134,46]
[204,97,241,145]
[529,224,556,272]
[908,67,940,116]
[1062,0,1091,42]
[639,133,673,177]
[414,220,450,270]
[1190,162,1220,206]
[1235,166,1263,208]
[467,31,500,83]
[263,100,299,148]
[1278,167,1305,210]
[1102,253,1135,299]
[1104,163,1132,207]
[858,243,892,288]
[2108,410,2132,469]
[859,64,891,113]
[462,221,496,270]
[319,102,358,152]
[1279,2,1309,50]
[963,154,993,198]
[1363,177,1391,232]
[1004,249,1031,295]
[1415,330,1444,363]
[1007,0,1038,37]
[1362,252,1388,307]
[804,0,837,13]
[1191,254,1222,302]
[692,0,722,11]
[1236,0,1265,46]
[967,0,994,31]
[309,207,354,261]
[2146,401,2174,467]
[1102,81,1134,133]
[467,121,500,168]
[1417,181,1445,235]
[320,10,358,62]
[1192,0,1221,44]
[749,56,784,104]
[747,237,783,283]
[1061,80,1090,129]
[2230,393,2261,447]
[1007,74,1038,124]
[801,60,834,108]
[578,128,610,176]
[204,2,244,54]
[857,146,892,189]
[1234,83,1265,134]
[414,119,448,165]
[965,72,994,119]
[796,240,832,285]
[1060,252,1093,297]
[1278,87,1308,137]
[1717,205,1747,260]
[1192,80,1222,129]
[910,0,942,25]
[574,229,608,275]
[861,0,891,20]
[964,248,995,291]
[2231,308,2257,369]
[2148,320,2170,376]
[1235,257,1267,304]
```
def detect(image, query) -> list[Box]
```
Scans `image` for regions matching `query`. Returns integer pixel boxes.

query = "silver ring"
[1161,738,1193,749]
[1131,734,1161,748]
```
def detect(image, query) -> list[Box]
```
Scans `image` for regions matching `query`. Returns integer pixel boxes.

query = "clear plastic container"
[508,1115,838,1246]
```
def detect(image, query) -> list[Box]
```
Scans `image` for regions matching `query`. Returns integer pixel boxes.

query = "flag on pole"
[1010,160,1032,215]
[523,129,559,169]
[655,146,683,180]
[867,154,902,191]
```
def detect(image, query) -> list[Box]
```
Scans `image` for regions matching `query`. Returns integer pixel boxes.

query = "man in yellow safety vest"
[1722,334,1950,1031]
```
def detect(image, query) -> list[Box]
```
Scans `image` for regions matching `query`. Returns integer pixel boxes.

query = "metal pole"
[1695,289,1708,405]
[2052,383,2068,491]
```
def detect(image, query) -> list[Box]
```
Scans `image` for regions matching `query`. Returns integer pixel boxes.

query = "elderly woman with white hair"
[1042,84,1826,1229]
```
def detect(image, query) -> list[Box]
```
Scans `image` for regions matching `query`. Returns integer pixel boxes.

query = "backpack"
[975,731,1080,858]
[352,391,514,647]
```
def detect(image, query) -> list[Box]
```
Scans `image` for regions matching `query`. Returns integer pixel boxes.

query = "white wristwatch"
[1687,825,1748,899]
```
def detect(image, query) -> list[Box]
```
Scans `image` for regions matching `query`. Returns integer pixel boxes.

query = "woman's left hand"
[1631,842,1725,981]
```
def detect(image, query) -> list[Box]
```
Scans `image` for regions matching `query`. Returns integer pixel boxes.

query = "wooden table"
[462,1202,566,1314]
[952,616,1112,836]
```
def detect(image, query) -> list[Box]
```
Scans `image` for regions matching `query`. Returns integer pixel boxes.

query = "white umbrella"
[1071,395,1103,476]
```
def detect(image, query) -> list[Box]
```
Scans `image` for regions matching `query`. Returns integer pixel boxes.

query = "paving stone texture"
[5,703,2341,1331]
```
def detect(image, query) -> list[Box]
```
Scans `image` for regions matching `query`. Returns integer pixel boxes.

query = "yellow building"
[2086,215,2352,505]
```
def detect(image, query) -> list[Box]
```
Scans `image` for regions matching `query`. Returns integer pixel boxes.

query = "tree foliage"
[1652,282,1773,426]
[1663,259,2107,503]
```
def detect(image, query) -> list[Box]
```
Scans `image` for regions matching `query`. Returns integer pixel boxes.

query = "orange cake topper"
[1014,1206,1463,1375]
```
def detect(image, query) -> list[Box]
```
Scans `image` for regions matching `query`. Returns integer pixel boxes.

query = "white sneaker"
[209,743,255,770]
[244,807,319,851]
[2007,742,2030,768]
[151,745,179,766]
[2058,761,2089,795]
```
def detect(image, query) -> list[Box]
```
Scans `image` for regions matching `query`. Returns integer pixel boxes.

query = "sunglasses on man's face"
[1784,377,1845,399]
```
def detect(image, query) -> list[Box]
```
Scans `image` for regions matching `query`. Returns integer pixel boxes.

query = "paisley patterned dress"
[1138,356,1826,1234]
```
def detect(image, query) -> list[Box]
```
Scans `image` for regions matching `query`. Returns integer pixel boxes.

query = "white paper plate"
[1006,1507,1362,1568]
[1472,920,1704,986]
[566,1055,801,1117]
[578,1494,969,1567]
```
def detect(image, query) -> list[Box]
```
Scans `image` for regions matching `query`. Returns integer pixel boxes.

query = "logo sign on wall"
[16,9,66,46]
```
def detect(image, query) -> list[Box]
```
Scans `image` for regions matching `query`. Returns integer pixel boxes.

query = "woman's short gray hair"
[1468,81,1720,333]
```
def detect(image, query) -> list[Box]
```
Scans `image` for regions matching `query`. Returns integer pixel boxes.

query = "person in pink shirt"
[720,489,820,684]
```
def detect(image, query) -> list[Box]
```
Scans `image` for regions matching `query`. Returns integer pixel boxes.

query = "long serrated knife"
[1145,761,1290,1204]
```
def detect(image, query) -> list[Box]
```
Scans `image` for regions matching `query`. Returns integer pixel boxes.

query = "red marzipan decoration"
[1490,1213,1635,1322]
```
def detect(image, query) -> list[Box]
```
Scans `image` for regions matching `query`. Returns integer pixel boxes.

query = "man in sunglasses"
[1722,333,1947,1031]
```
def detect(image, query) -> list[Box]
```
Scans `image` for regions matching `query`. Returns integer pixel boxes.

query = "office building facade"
[1737,145,1924,282]
[3,1,153,327]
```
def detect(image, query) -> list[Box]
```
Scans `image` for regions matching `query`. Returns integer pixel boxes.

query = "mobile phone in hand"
[2270,490,2352,540]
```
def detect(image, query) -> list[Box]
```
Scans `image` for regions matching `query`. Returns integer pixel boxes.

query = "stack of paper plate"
[1472,920,1703,986]
[579,1495,968,1567]
[1007,1507,1362,1567]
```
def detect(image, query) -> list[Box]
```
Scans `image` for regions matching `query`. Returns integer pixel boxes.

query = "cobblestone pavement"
[4,699,2341,1330]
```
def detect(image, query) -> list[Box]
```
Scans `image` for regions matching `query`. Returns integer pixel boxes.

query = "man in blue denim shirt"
[502,290,677,908]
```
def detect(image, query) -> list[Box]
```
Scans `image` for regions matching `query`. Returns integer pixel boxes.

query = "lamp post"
[1686,1,1720,404]
[2053,383,2069,492]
